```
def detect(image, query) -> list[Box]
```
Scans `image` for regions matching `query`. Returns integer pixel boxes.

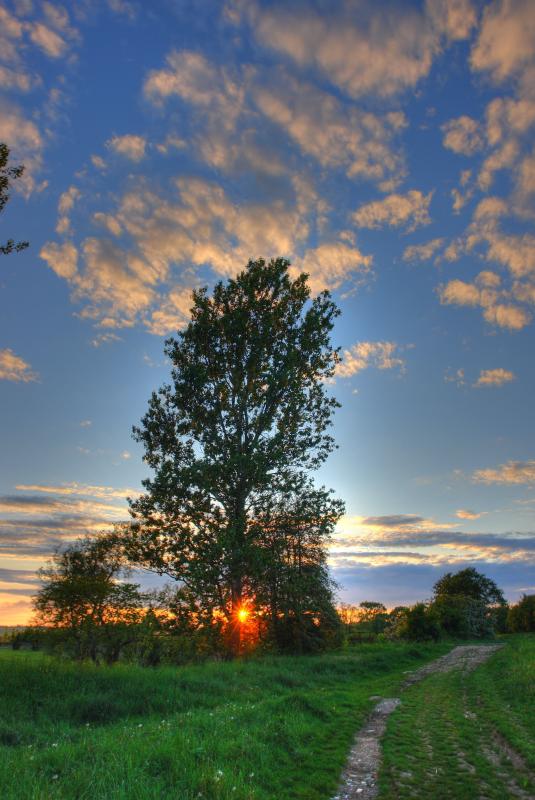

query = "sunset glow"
[237,608,250,624]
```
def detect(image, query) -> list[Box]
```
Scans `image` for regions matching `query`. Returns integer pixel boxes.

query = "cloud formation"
[336,342,407,378]
[107,134,147,162]
[442,115,484,155]
[231,0,476,99]
[474,368,516,387]
[0,349,38,383]
[353,190,433,231]
[473,460,535,485]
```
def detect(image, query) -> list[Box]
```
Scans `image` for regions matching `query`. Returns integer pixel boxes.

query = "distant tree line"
[12,555,533,664]
[339,568,534,644]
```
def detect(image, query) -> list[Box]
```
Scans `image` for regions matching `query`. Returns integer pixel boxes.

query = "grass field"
[379,634,535,799]
[0,641,450,800]
[1,637,532,799]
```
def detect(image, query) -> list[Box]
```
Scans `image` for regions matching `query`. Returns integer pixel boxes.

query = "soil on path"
[332,644,503,800]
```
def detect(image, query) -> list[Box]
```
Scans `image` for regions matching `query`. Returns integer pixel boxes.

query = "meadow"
[0,636,533,799]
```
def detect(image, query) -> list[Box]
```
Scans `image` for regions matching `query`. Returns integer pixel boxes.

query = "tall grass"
[1,641,449,799]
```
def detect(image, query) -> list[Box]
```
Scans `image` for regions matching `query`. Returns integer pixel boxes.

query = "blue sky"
[1,0,534,623]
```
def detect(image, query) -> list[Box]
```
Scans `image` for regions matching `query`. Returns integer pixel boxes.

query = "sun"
[237,607,249,623]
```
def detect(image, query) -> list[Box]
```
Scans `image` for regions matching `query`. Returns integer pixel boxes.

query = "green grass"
[0,641,450,800]
[379,634,535,799]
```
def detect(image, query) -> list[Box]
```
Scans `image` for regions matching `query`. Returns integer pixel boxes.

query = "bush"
[431,595,494,638]
[402,603,441,642]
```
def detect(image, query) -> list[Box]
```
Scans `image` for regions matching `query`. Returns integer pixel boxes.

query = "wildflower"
[52,775,59,780]
[137,723,143,728]
[52,742,58,748]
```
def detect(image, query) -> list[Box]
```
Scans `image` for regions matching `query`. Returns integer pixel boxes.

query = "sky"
[1,0,534,624]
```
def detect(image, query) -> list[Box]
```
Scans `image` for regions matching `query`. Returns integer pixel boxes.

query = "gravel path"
[332,644,504,800]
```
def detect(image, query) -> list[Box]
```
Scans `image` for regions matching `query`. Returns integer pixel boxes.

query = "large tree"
[128,257,344,653]
[0,143,29,256]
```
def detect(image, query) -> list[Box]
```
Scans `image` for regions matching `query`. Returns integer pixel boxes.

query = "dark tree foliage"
[128,257,344,654]
[507,594,535,632]
[0,143,29,256]
[431,567,506,639]
[33,534,145,663]
[433,567,505,605]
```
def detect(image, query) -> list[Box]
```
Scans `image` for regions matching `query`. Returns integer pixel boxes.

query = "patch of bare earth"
[332,645,503,800]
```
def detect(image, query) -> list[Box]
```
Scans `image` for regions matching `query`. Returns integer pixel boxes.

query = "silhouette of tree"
[128,257,344,655]
[0,143,29,256]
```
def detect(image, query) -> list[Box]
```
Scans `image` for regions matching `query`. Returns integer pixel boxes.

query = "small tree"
[128,257,344,654]
[507,594,535,633]
[0,143,29,256]
[33,534,145,663]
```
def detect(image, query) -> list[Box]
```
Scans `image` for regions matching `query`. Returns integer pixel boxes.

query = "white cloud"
[93,212,122,237]
[254,75,407,189]
[41,175,343,333]
[27,22,68,58]
[474,368,516,387]
[91,155,107,171]
[473,459,535,485]
[231,0,476,100]
[455,509,484,520]
[336,341,407,378]
[442,115,484,155]
[292,242,372,294]
[403,238,444,262]
[107,134,147,162]
[40,241,78,280]
[56,186,81,235]
[0,349,38,383]
[0,64,34,92]
[439,275,531,330]
[471,0,535,86]
[0,102,43,195]
[353,190,433,231]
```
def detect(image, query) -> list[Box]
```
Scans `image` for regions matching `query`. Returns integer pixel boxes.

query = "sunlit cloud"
[473,460,535,485]
[455,509,484,520]
[0,349,38,383]
[403,238,444,263]
[442,115,484,155]
[474,368,516,387]
[107,134,147,162]
[231,0,476,99]
[353,190,433,232]
[336,342,407,379]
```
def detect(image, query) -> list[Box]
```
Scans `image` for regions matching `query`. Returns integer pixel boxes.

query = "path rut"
[332,644,504,800]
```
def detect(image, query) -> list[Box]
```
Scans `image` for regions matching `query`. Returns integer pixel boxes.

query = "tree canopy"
[33,534,145,662]
[128,257,344,654]
[433,567,505,606]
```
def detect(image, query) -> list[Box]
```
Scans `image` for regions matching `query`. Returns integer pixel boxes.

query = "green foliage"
[33,534,146,663]
[128,257,344,653]
[430,567,506,639]
[507,594,535,633]
[0,142,29,256]
[432,567,505,605]
[0,640,449,799]
[401,603,441,642]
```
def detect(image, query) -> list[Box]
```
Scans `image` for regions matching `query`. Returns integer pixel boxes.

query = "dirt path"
[332,644,504,800]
